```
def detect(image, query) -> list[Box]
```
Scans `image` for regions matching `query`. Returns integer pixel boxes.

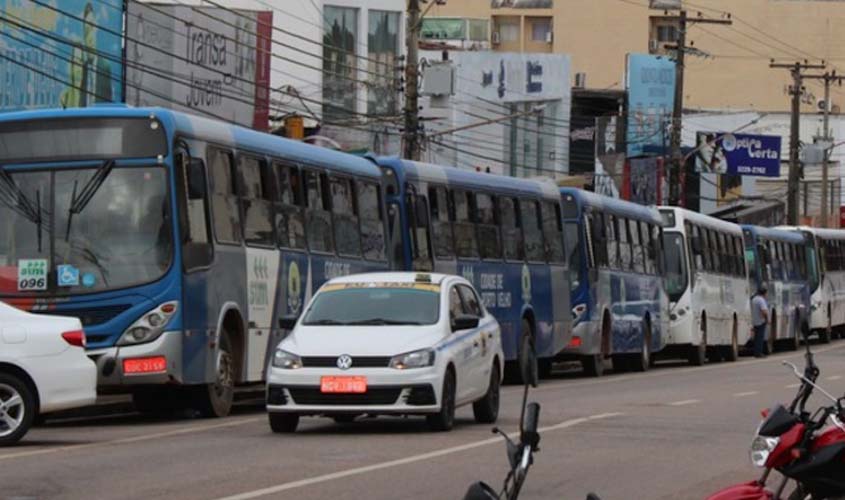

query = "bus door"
[405,190,434,272]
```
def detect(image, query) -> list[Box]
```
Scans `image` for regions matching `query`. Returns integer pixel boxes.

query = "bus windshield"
[663,231,688,303]
[0,166,172,295]
[563,222,583,291]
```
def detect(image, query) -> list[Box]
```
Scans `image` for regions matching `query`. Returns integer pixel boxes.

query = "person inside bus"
[751,286,770,358]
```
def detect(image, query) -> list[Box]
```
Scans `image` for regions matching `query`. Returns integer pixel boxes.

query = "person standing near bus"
[751,286,770,358]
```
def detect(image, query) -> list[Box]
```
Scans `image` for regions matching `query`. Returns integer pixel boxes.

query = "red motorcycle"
[707,336,845,500]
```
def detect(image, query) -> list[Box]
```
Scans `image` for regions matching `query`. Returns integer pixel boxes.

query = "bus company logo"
[287,261,302,316]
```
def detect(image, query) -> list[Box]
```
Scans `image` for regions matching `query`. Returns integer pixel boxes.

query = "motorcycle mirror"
[521,402,541,451]
[782,361,840,404]
[463,482,499,500]
[519,337,539,388]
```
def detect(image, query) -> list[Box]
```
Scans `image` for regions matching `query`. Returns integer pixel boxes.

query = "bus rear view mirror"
[415,199,429,227]
[278,315,298,331]
[691,236,703,255]
[187,159,208,199]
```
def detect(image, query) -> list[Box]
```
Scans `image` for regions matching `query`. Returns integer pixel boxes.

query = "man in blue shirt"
[751,286,770,358]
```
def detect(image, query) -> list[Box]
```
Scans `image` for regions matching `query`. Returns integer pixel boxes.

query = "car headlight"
[750,435,780,467]
[389,348,435,369]
[117,301,178,346]
[272,349,302,369]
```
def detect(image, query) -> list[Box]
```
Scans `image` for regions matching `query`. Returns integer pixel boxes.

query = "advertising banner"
[126,2,272,130]
[0,0,124,110]
[626,54,676,157]
[695,132,782,177]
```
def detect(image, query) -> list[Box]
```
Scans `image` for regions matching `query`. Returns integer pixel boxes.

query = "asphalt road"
[3,343,845,500]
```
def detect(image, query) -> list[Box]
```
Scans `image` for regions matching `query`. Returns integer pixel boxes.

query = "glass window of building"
[323,6,359,120]
[368,10,400,116]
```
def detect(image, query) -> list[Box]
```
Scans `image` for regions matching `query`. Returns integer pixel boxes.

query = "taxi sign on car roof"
[321,281,440,293]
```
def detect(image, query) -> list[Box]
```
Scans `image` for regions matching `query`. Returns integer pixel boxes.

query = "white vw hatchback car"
[267,272,503,432]
[0,301,97,445]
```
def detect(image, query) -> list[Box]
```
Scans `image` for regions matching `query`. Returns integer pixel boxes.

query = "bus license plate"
[320,376,367,394]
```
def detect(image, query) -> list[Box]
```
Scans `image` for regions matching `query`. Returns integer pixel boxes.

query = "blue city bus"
[742,225,811,352]
[557,188,669,376]
[375,158,572,380]
[0,106,391,416]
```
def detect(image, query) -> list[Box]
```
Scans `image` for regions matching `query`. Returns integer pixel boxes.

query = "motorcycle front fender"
[705,481,774,500]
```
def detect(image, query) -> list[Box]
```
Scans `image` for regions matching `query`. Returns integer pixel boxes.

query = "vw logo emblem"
[336,354,353,370]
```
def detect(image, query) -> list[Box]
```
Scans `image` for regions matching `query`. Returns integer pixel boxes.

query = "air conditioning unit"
[545,31,553,43]
[492,31,501,44]
[649,39,660,53]
[574,72,587,89]
[818,98,833,113]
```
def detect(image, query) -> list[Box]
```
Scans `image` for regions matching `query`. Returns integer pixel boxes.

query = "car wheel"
[427,370,456,432]
[581,354,604,377]
[194,328,235,418]
[0,373,35,446]
[473,363,500,424]
[269,413,299,433]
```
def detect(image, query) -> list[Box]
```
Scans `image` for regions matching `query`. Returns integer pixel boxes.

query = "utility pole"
[403,0,422,161]
[771,61,826,225]
[803,71,843,226]
[666,10,733,206]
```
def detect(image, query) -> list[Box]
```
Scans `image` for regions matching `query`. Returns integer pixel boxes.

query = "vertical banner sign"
[695,132,782,177]
[625,54,676,157]
[0,0,125,110]
[126,2,273,131]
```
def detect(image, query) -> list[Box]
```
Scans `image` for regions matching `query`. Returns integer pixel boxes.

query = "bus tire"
[628,319,652,373]
[766,311,776,355]
[193,328,235,418]
[786,311,801,351]
[581,354,604,377]
[688,315,707,366]
[820,308,832,344]
[586,313,611,377]
[505,319,537,385]
[723,317,739,362]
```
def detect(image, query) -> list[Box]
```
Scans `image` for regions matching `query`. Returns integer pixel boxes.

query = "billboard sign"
[0,0,124,110]
[695,132,782,177]
[126,2,272,130]
[626,54,675,157]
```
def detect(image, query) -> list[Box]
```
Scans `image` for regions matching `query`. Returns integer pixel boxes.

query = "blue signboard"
[626,54,676,157]
[695,132,782,177]
[0,0,124,111]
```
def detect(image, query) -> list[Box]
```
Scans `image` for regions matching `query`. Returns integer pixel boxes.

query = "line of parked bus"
[1,106,843,417]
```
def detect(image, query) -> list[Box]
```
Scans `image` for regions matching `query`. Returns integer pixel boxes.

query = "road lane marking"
[828,375,842,381]
[667,399,700,406]
[213,412,625,500]
[734,391,759,398]
[0,416,263,462]
[786,383,801,389]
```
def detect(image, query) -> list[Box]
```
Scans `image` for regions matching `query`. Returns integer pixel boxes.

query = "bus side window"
[274,162,306,250]
[541,201,564,263]
[406,192,433,271]
[641,221,654,275]
[175,153,213,270]
[717,232,728,275]
[589,212,608,268]
[239,155,275,247]
[476,192,502,260]
[606,214,618,270]
[453,190,479,259]
[520,199,545,262]
[304,170,334,253]
[208,148,242,244]
[617,217,631,271]
[329,176,361,257]
[500,197,524,261]
[629,218,643,274]
[429,185,455,259]
[357,180,386,261]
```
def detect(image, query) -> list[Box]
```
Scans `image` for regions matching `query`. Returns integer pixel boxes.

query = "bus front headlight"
[117,302,179,346]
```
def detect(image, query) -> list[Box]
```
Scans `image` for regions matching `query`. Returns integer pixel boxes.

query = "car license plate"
[320,376,367,394]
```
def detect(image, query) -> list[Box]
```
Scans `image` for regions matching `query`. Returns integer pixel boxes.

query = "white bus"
[659,207,752,365]
[781,227,845,343]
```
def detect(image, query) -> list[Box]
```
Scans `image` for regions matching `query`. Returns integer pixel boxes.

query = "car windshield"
[302,286,441,326]
[0,166,172,295]
[663,231,688,303]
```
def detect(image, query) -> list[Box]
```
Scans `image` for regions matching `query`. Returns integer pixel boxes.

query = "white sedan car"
[267,272,504,432]
[0,301,97,445]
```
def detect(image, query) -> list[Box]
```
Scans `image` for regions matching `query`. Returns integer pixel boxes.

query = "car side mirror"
[452,314,479,331]
[278,315,298,330]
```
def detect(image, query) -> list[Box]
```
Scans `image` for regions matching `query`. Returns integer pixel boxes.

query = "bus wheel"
[766,312,776,355]
[193,328,235,418]
[505,319,537,385]
[688,316,707,366]
[820,309,832,344]
[723,318,739,362]
[786,312,801,351]
[628,320,652,373]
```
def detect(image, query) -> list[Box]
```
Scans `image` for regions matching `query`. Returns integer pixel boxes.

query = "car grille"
[300,356,392,368]
[287,386,401,405]
[35,304,131,326]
